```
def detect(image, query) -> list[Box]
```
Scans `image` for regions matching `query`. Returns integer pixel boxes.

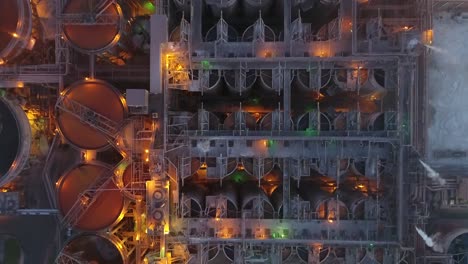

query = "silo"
[181,184,206,217]
[0,0,33,63]
[57,234,127,264]
[224,112,257,130]
[0,98,31,187]
[240,184,274,218]
[242,0,274,18]
[56,79,127,150]
[205,0,239,17]
[62,0,123,53]
[57,163,126,231]
[223,70,257,94]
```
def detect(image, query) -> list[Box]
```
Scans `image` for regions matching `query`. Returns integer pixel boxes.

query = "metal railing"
[56,96,120,137]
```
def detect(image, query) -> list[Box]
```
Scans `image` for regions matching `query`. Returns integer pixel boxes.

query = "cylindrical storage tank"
[173,0,191,14]
[242,0,274,17]
[118,161,149,200]
[62,0,123,53]
[241,21,276,42]
[367,112,385,131]
[359,69,387,99]
[188,110,221,130]
[339,189,367,220]
[240,184,274,218]
[58,234,127,264]
[0,0,32,63]
[205,22,239,42]
[295,69,333,91]
[0,98,31,187]
[198,70,223,93]
[224,112,257,130]
[334,69,368,92]
[300,185,348,219]
[225,158,255,177]
[259,69,284,92]
[116,116,153,154]
[207,183,238,218]
[259,110,293,131]
[296,111,332,131]
[56,79,127,150]
[270,185,302,217]
[57,163,126,231]
[206,0,239,17]
[223,70,256,94]
[181,184,205,217]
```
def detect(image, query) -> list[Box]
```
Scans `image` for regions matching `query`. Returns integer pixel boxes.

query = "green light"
[305,127,318,136]
[201,60,212,70]
[230,171,248,183]
[143,1,156,13]
[0,89,5,97]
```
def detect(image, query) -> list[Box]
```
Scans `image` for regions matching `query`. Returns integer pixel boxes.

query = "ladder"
[56,96,120,137]
[60,166,116,228]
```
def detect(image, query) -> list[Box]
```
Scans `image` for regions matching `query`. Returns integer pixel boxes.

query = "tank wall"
[0,98,31,187]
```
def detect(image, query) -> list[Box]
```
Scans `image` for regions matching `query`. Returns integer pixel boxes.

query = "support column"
[191,0,203,48]
[150,14,168,94]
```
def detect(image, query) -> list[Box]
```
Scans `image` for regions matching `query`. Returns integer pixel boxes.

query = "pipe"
[188,237,401,246]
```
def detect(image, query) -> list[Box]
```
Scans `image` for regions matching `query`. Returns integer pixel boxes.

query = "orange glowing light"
[84,77,89,81]
[328,219,334,223]
[11,33,18,38]
[145,149,149,153]
[357,184,365,189]
[200,162,207,169]
[215,217,220,221]
[0,59,4,65]
[145,158,149,162]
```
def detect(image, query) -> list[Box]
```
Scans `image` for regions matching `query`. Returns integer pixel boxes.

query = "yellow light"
[84,77,89,81]
[145,158,149,162]
[215,217,220,221]
[17,82,24,88]
[357,184,365,189]
[328,219,334,223]
[1,189,8,193]
[11,33,18,38]
[55,181,60,187]
[0,59,4,65]
[135,234,140,241]
[145,149,149,153]
[200,162,207,169]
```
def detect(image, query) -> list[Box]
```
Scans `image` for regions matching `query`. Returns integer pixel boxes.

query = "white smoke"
[419,160,446,186]
[415,227,444,253]
[197,140,210,153]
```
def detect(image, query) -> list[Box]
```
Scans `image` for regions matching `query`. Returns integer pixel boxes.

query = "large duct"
[259,69,284,93]
[338,188,369,220]
[62,0,123,53]
[242,0,274,17]
[0,0,33,63]
[0,98,31,187]
[56,79,128,150]
[223,69,257,94]
[181,184,206,217]
[240,184,274,218]
[270,185,306,218]
[207,244,235,263]
[299,184,348,220]
[334,69,387,99]
[57,234,128,264]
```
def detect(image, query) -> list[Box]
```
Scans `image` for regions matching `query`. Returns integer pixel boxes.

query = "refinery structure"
[1,0,468,263]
